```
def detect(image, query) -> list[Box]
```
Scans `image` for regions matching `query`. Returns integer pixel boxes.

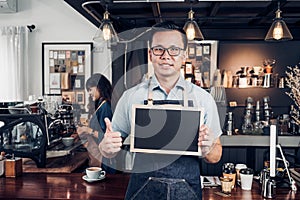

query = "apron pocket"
[129,177,199,200]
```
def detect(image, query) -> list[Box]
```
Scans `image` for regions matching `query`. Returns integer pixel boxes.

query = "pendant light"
[93,6,119,43]
[183,9,204,41]
[265,2,293,42]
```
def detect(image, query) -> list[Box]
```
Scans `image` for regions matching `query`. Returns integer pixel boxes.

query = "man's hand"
[76,126,92,140]
[98,118,123,158]
[198,124,222,163]
[198,124,215,156]
[77,126,92,135]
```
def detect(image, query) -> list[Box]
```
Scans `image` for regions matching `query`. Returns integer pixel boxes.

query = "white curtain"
[0,26,28,102]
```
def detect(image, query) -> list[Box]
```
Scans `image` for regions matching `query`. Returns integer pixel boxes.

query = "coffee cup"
[240,168,254,190]
[86,167,106,180]
[235,164,247,185]
[220,177,233,194]
[223,168,236,189]
[222,162,236,188]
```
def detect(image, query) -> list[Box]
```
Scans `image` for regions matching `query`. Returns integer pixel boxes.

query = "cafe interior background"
[1,0,300,182]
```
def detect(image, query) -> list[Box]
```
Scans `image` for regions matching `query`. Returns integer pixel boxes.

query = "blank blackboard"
[130,104,203,156]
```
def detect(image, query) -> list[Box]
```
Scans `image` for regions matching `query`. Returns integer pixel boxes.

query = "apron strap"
[183,82,188,108]
[147,77,153,106]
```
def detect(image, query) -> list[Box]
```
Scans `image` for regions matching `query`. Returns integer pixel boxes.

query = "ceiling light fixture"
[93,6,119,43]
[265,2,293,42]
[183,8,204,41]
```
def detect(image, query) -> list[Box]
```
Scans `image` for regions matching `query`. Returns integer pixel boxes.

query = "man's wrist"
[98,142,114,158]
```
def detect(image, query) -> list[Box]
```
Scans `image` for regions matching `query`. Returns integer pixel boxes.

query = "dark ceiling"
[64,0,300,40]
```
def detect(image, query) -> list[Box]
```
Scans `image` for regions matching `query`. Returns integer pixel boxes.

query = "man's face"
[149,30,186,79]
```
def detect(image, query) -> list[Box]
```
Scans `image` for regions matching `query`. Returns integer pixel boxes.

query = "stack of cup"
[235,164,247,185]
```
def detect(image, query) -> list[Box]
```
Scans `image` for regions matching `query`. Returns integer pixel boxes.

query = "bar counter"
[0,173,299,199]
[221,135,300,147]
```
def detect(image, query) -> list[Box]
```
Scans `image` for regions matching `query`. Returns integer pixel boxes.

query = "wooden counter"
[0,173,299,199]
[203,182,298,200]
[0,173,129,200]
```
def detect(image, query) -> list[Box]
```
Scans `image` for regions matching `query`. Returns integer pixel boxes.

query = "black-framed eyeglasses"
[151,46,184,56]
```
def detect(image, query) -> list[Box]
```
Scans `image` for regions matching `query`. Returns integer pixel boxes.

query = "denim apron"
[125,79,202,200]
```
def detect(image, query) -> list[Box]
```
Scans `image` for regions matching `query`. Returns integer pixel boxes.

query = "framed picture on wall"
[188,44,196,59]
[70,75,85,90]
[42,42,92,110]
[203,44,211,55]
[187,41,218,88]
[76,91,85,105]
[49,73,60,89]
[196,44,203,61]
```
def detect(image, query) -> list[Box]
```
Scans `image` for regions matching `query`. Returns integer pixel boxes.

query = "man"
[99,22,222,200]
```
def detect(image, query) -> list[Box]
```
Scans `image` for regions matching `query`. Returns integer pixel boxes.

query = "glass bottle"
[225,112,234,135]
[289,105,298,135]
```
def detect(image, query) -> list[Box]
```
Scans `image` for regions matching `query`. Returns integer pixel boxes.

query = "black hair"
[149,21,188,50]
[86,73,112,102]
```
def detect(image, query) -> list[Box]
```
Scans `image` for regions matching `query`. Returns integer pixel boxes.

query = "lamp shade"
[93,11,119,43]
[265,9,293,41]
[183,9,204,41]
[183,20,204,41]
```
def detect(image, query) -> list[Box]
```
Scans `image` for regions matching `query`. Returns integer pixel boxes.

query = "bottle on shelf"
[227,70,233,88]
[232,75,239,88]
[253,100,264,134]
[212,69,222,87]
[263,96,272,125]
[278,76,285,88]
[242,97,254,134]
[288,105,299,135]
[224,111,234,135]
[222,70,228,88]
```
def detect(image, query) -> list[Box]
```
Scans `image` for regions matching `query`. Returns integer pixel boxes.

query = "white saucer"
[82,175,105,183]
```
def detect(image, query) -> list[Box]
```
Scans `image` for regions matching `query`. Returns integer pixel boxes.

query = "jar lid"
[223,163,235,170]
[240,168,253,175]
[235,164,247,170]
[223,168,235,174]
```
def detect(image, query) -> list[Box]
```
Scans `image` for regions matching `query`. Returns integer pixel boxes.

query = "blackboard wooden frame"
[130,104,204,156]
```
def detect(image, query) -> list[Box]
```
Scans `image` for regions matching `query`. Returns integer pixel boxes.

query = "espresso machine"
[0,102,82,167]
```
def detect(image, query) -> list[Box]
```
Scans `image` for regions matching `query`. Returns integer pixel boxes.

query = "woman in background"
[77,73,116,174]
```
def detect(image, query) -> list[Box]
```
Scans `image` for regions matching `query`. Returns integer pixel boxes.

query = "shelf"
[221,135,300,147]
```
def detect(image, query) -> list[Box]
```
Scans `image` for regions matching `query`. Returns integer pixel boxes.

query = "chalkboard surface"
[130,105,203,156]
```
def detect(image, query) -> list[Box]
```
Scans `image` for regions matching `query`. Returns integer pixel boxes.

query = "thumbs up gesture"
[98,118,123,158]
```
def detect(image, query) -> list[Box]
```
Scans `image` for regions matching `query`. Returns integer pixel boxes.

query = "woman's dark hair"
[149,21,188,50]
[86,73,112,102]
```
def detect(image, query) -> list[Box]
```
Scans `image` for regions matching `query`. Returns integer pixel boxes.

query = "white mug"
[86,167,106,179]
